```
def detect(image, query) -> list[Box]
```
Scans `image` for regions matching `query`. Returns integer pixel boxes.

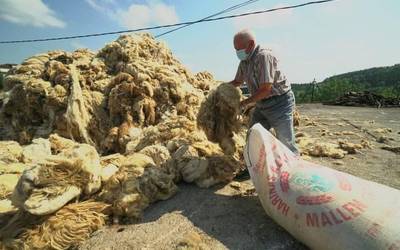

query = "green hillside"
[292,64,400,103]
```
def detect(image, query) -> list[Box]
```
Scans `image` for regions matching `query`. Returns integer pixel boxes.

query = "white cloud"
[232,4,293,30]
[70,40,87,50]
[0,0,66,28]
[85,0,108,12]
[85,0,117,18]
[85,0,178,30]
[117,1,179,29]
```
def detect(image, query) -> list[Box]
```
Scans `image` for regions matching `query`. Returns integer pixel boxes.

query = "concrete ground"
[80,104,399,250]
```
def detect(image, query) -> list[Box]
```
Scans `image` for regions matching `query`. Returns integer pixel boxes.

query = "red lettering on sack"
[271,193,280,206]
[282,204,290,216]
[255,145,266,173]
[343,203,360,217]
[335,173,352,191]
[388,241,400,250]
[270,165,278,173]
[336,207,352,221]
[269,182,290,216]
[270,157,284,173]
[305,200,368,227]
[296,194,334,205]
[321,212,333,226]
[306,213,319,227]
[348,199,367,212]
[366,222,382,238]
[277,199,285,210]
[329,211,343,225]
[280,171,290,193]
[275,156,283,168]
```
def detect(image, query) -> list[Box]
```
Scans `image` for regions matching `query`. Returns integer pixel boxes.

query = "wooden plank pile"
[324,91,400,107]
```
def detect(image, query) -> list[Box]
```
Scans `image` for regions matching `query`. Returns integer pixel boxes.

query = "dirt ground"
[298,104,400,189]
[80,104,399,250]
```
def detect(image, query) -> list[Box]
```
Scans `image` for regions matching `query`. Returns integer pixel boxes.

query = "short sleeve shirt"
[235,45,290,98]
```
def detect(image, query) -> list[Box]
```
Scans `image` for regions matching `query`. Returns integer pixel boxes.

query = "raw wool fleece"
[296,136,372,159]
[0,201,109,250]
[11,137,102,216]
[0,141,23,164]
[0,34,249,248]
[0,140,51,215]
[125,116,204,153]
[20,138,52,164]
[166,141,242,188]
[0,33,215,154]
[137,144,171,166]
[197,83,242,155]
[97,153,177,219]
[0,174,19,200]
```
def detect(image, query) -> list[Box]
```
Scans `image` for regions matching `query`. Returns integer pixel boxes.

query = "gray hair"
[234,29,256,43]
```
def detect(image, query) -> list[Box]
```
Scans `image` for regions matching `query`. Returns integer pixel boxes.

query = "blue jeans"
[249,90,299,155]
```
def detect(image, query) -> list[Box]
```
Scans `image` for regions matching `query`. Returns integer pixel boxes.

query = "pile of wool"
[296,137,347,159]
[0,141,25,201]
[0,173,19,215]
[0,136,110,249]
[0,140,51,215]
[374,128,392,134]
[122,116,203,153]
[0,33,250,249]
[0,136,179,247]
[166,141,243,188]
[293,108,300,127]
[337,140,371,154]
[11,140,102,216]
[296,135,373,159]
[197,83,242,155]
[0,49,102,145]
[97,153,177,220]
[0,34,216,154]
[0,141,23,164]
[0,201,109,250]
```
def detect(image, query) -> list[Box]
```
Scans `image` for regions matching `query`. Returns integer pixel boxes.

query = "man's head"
[233,29,256,60]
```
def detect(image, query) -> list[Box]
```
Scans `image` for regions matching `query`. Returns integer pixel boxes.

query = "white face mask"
[236,49,249,61]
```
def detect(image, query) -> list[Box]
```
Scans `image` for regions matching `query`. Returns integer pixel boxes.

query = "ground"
[80,104,399,250]
[298,104,399,189]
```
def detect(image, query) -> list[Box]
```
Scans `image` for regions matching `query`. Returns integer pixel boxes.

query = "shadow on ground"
[81,181,308,250]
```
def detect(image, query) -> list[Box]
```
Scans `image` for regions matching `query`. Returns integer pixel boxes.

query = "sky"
[0,0,399,83]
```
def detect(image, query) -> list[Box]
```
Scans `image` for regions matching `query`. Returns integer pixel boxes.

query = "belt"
[260,89,291,102]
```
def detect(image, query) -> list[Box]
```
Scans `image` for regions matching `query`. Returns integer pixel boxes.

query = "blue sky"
[0,0,399,83]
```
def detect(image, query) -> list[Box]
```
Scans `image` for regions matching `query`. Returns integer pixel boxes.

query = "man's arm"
[241,52,275,106]
[241,82,272,106]
[231,62,245,87]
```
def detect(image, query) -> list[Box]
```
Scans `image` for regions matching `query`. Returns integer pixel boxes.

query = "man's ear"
[246,40,255,53]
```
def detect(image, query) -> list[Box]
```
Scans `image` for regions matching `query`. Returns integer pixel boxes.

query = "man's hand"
[240,99,250,108]
[239,99,249,114]
[245,83,272,104]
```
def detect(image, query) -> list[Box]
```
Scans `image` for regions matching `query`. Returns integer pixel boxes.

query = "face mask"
[236,49,249,61]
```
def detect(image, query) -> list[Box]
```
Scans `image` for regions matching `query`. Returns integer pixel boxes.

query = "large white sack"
[244,123,400,250]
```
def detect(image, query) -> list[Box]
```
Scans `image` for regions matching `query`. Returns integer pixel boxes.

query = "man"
[230,29,299,155]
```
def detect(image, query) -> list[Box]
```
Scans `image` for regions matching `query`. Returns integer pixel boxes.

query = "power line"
[155,0,262,38]
[0,0,337,44]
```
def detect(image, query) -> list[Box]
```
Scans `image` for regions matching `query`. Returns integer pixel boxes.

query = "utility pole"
[311,78,317,103]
